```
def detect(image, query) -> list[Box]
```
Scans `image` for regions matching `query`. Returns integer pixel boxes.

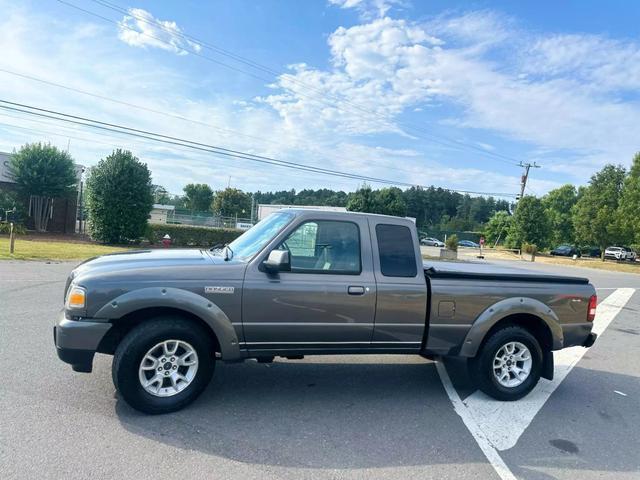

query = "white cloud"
[261,11,640,186]
[523,33,640,91]
[426,10,514,47]
[328,0,405,19]
[2,1,638,198]
[118,8,201,56]
[260,17,445,137]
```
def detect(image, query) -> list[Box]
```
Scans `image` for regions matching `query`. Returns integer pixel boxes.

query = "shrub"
[85,150,154,244]
[0,223,27,235]
[522,242,537,254]
[445,234,458,251]
[145,223,243,247]
[0,189,27,224]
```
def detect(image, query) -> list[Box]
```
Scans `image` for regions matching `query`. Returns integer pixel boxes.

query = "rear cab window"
[375,224,417,277]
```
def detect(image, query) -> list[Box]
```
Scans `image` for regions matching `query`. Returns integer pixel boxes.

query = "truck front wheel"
[470,326,542,401]
[112,317,215,414]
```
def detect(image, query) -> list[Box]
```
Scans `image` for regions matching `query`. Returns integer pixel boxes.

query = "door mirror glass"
[263,249,291,273]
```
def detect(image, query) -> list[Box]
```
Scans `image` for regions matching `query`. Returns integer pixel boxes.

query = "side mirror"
[263,249,291,273]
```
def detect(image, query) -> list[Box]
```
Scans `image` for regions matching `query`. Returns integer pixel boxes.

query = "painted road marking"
[438,287,635,479]
[437,362,517,480]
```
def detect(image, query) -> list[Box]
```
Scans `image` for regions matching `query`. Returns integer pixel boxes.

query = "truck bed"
[424,261,589,284]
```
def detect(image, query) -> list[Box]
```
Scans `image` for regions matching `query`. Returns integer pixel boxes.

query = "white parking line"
[438,287,635,479]
[437,362,517,480]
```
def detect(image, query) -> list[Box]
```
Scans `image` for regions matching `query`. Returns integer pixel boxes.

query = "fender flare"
[94,287,241,361]
[458,296,563,357]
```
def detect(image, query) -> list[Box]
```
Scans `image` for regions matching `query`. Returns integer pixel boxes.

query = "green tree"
[573,164,626,259]
[152,184,170,204]
[375,187,407,216]
[183,183,214,213]
[8,143,77,231]
[85,149,153,243]
[542,184,577,246]
[166,194,186,210]
[483,210,513,245]
[346,185,378,213]
[616,153,640,245]
[212,188,252,218]
[0,190,27,224]
[346,186,407,216]
[507,196,550,248]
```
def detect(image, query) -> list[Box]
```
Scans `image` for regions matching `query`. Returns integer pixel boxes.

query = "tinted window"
[278,220,361,274]
[376,224,417,277]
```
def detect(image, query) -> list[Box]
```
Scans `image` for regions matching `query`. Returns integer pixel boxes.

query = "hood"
[68,248,246,287]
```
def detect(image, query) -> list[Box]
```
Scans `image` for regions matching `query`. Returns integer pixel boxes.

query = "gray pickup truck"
[55,210,598,414]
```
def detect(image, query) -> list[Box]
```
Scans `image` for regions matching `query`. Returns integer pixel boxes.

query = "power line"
[0,99,517,197]
[0,99,413,185]
[0,68,285,148]
[1,70,517,189]
[0,68,443,180]
[0,112,346,188]
[57,0,523,167]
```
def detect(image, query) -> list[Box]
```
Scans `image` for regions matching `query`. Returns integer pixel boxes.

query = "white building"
[149,204,175,224]
[257,204,347,221]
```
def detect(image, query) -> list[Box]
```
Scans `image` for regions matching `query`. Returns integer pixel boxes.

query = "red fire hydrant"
[161,234,172,248]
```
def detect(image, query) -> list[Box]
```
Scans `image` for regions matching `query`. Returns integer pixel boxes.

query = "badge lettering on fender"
[205,286,235,294]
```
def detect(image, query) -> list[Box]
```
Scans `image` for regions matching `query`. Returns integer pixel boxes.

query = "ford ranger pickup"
[54,210,598,414]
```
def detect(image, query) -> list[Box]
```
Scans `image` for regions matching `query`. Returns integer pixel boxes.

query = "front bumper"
[54,310,112,373]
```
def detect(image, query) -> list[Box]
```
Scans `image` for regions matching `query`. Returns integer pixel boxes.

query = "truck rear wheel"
[470,326,542,401]
[112,317,215,414]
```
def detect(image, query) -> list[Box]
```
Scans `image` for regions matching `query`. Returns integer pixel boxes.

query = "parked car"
[580,246,601,258]
[55,210,598,414]
[458,240,480,248]
[604,246,627,260]
[550,245,581,257]
[420,237,444,247]
[622,247,637,262]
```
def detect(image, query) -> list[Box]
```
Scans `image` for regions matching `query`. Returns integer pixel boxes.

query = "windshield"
[224,212,294,261]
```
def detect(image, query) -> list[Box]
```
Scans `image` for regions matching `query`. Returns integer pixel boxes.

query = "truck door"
[242,215,376,349]
[368,220,428,348]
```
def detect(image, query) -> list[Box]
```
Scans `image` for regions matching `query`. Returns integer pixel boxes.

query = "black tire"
[112,317,215,414]
[470,326,542,401]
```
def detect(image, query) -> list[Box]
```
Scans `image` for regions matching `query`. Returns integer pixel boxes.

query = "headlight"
[65,286,86,309]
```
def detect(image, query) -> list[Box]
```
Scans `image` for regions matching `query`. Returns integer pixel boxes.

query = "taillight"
[587,294,597,322]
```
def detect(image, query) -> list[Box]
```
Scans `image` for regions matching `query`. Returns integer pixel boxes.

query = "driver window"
[278,220,361,274]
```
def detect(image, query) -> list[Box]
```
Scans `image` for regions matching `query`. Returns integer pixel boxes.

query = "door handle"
[348,286,366,295]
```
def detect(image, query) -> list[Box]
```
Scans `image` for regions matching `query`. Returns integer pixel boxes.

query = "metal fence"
[168,211,253,229]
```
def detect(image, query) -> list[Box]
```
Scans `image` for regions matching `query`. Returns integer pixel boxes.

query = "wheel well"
[481,313,553,352]
[96,307,221,355]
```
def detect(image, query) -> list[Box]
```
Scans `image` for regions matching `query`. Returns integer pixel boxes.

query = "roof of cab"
[283,208,416,223]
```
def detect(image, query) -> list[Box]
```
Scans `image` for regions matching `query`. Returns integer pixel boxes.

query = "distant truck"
[55,210,598,414]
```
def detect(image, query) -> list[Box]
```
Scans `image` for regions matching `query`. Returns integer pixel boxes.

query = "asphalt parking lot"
[1,260,639,480]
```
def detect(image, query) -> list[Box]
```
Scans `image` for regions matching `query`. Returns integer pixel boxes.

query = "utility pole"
[518,162,540,200]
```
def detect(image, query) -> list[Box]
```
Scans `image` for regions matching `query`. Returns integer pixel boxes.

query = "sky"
[1,0,640,199]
